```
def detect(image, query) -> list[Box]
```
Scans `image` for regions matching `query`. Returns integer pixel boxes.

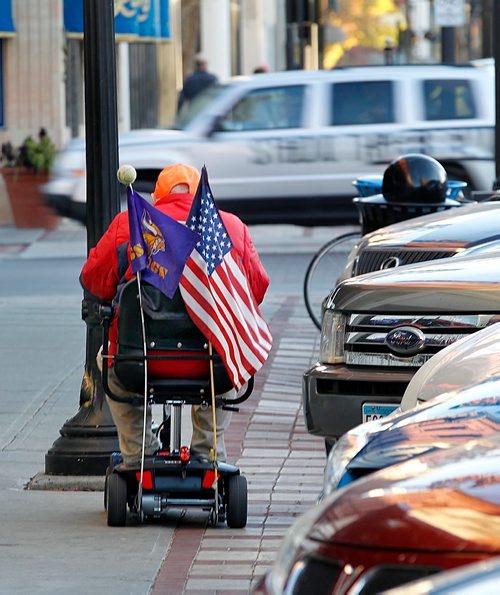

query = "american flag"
[179,166,272,390]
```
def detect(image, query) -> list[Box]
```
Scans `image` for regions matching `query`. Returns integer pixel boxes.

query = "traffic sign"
[434,0,465,27]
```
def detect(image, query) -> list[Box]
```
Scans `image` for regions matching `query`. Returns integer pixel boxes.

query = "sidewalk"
[152,295,323,594]
[0,218,328,593]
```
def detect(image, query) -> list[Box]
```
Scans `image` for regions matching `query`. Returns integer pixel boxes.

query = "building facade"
[0,1,484,153]
[0,0,285,153]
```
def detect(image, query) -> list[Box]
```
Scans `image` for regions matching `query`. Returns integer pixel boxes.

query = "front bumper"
[302,362,415,440]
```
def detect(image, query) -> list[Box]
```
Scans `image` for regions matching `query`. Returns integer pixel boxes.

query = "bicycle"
[304,176,468,330]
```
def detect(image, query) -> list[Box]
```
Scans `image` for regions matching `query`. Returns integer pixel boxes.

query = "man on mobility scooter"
[80,163,271,526]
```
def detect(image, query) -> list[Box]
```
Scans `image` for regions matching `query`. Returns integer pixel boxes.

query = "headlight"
[266,505,325,595]
[322,424,373,497]
[337,244,361,282]
[320,311,346,364]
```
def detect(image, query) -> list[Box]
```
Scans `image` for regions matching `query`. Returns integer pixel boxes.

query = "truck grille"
[355,249,456,276]
[344,314,498,368]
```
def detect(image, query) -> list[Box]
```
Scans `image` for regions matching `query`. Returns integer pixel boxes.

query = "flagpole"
[135,269,149,517]
[208,342,219,511]
[120,170,149,514]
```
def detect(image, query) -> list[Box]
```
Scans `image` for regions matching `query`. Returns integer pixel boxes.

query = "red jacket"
[80,192,270,365]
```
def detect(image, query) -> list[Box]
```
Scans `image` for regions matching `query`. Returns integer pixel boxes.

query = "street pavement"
[0,218,355,594]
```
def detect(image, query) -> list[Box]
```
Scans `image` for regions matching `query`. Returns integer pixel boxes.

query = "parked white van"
[43,63,494,225]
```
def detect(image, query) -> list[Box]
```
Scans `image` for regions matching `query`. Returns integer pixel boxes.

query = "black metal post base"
[45,433,118,476]
[45,0,121,476]
[45,300,119,476]
[45,439,118,476]
[45,397,119,475]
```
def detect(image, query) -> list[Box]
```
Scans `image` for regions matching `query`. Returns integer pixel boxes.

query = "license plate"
[362,402,398,423]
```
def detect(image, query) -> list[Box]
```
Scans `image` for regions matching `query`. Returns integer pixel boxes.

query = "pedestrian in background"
[178,53,218,113]
[253,64,269,74]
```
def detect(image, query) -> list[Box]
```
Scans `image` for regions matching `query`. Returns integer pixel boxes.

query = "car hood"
[358,201,500,249]
[334,379,500,486]
[331,251,500,312]
[309,434,500,552]
[348,397,500,471]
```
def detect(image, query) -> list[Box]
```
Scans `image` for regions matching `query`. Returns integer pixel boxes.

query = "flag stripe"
[225,252,273,341]
[181,259,253,383]
[180,285,245,386]
[180,270,243,381]
[181,257,265,387]
[180,284,252,388]
[180,166,272,390]
[220,254,272,346]
[212,261,271,358]
[206,256,268,365]
[181,255,264,378]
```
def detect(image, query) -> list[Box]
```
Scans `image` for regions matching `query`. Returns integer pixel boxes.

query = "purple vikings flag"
[127,187,200,298]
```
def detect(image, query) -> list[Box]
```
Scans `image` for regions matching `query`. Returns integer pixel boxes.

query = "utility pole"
[441,27,456,62]
[45,0,121,475]
[493,3,500,190]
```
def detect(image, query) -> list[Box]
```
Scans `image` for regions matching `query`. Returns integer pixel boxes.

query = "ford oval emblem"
[380,256,401,270]
[385,326,426,356]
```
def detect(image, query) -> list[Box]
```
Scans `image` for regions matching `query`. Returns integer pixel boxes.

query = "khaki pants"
[97,348,233,466]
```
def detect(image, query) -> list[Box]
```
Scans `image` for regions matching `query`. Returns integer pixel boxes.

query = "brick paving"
[152,294,324,594]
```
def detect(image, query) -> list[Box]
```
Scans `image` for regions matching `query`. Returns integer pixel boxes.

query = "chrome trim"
[348,314,489,329]
[345,352,434,367]
[338,313,500,367]
[345,331,470,347]
[380,256,401,270]
[356,248,455,276]
[142,495,216,515]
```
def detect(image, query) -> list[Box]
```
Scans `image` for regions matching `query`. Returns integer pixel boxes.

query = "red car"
[254,434,500,594]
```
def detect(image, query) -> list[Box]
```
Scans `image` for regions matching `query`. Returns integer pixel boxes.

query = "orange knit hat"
[153,163,200,198]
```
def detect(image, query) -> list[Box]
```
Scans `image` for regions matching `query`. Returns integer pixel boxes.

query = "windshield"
[173,84,229,130]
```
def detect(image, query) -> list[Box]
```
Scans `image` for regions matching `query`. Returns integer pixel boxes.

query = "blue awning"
[0,1,15,37]
[64,0,171,41]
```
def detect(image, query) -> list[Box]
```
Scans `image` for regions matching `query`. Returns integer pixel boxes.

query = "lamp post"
[494,4,500,191]
[441,27,456,63]
[45,0,121,475]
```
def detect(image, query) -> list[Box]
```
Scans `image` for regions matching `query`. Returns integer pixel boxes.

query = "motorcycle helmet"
[382,153,448,204]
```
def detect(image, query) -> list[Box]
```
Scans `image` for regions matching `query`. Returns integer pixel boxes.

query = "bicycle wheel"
[304,232,361,330]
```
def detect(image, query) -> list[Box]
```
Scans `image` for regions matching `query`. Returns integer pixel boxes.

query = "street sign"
[434,0,465,27]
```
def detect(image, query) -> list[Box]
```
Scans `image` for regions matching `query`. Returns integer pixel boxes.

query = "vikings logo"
[141,210,165,256]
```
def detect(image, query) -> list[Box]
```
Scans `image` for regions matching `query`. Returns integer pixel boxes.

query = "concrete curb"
[28,473,105,491]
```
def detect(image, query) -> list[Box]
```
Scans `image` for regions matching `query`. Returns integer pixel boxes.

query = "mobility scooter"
[99,277,253,527]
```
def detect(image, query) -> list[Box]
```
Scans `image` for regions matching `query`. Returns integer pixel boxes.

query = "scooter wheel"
[104,465,112,511]
[226,474,247,529]
[107,473,128,527]
[104,475,108,511]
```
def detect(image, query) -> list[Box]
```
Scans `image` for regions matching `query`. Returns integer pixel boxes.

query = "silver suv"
[303,248,500,445]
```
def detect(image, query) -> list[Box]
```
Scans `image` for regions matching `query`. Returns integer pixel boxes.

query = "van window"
[331,81,394,126]
[423,79,476,120]
[217,85,305,132]
[174,84,228,130]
